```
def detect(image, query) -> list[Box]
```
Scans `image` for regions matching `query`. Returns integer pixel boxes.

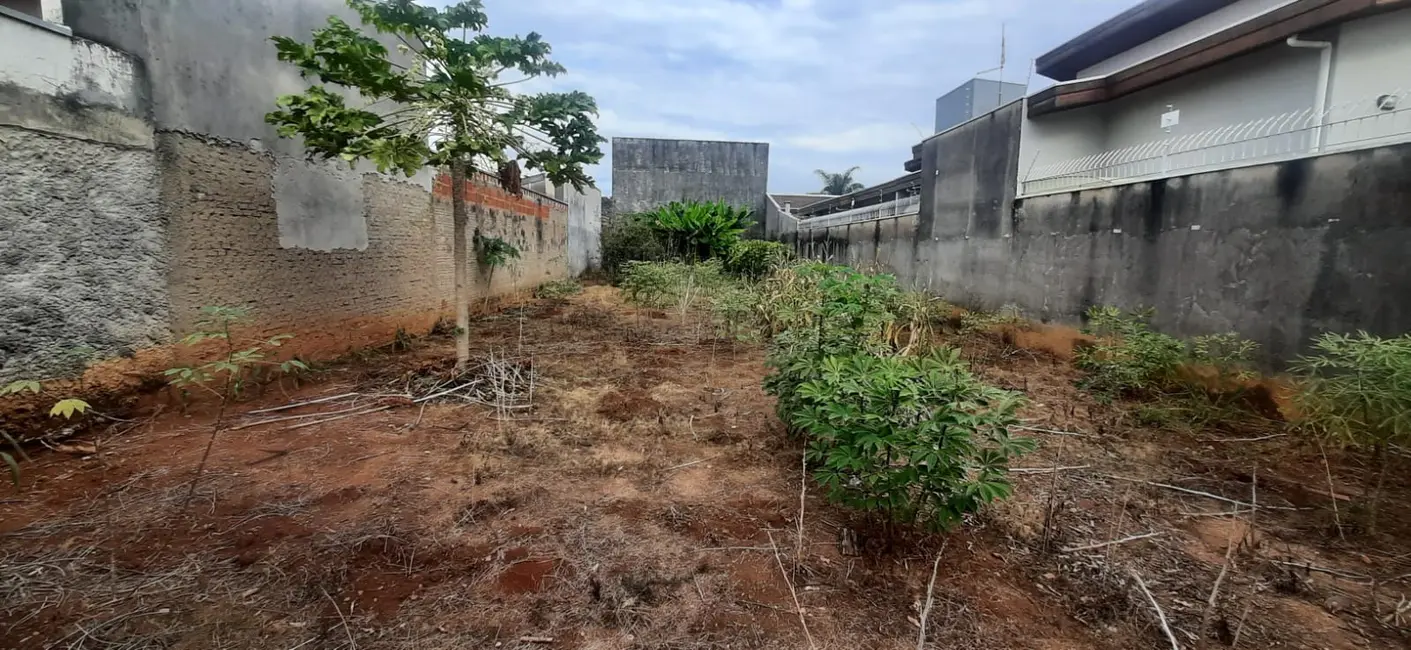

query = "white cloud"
[472,0,1143,192]
[787,123,925,154]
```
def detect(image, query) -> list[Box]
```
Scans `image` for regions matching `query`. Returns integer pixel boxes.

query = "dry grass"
[1,287,1409,650]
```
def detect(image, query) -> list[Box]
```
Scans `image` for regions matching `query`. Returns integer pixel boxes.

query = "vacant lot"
[2,286,1408,649]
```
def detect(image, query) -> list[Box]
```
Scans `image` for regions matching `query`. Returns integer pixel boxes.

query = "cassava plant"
[786,349,1034,530]
[1075,306,1185,401]
[267,0,602,368]
[165,306,308,509]
[0,380,90,488]
[1292,331,1411,533]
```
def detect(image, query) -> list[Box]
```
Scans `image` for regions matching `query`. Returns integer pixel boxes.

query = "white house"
[1019,0,1411,195]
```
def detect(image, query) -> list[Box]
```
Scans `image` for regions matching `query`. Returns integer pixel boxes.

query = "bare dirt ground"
[3,286,1410,649]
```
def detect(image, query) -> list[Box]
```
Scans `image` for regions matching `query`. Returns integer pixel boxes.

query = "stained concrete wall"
[527,175,602,276]
[0,13,164,381]
[782,129,1411,365]
[611,137,770,235]
[1,1,575,382]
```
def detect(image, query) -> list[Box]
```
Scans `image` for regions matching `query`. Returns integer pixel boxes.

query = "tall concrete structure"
[611,137,770,234]
[934,78,1026,133]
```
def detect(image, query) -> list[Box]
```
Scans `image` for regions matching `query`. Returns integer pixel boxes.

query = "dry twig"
[1061,531,1164,553]
[916,540,948,650]
[1131,569,1181,650]
[246,392,359,415]
[767,530,817,650]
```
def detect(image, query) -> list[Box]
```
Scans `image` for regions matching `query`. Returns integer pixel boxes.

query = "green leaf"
[49,399,91,420]
[1,380,41,396]
[2,451,19,489]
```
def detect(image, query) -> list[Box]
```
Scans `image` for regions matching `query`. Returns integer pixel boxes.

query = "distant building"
[1020,0,1411,195]
[935,78,1027,133]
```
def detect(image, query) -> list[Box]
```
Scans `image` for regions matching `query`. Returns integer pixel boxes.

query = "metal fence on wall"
[1021,90,1411,196]
[796,194,921,230]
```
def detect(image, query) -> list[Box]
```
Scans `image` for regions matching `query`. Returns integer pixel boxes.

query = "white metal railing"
[797,194,921,230]
[1021,89,1411,196]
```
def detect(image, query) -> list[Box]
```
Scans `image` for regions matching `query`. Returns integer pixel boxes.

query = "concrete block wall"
[784,141,1411,366]
[160,132,569,362]
[611,137,770,235]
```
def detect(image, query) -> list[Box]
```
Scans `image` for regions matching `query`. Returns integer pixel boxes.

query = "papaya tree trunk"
[451,158,471,369]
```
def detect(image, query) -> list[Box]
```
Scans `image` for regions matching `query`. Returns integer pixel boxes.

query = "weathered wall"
[0,13,165,381]
[611,137,770,234]
[161,132,568,359]
[782,138,1411,365]
[527,175,602,276]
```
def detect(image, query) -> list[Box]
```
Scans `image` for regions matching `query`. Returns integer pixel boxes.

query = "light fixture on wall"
[1376,94,1399,112]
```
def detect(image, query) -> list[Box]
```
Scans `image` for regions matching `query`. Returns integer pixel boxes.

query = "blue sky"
[464,0,1142,194]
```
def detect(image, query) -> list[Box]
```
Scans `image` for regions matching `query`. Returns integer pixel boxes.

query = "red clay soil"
[1,286,1409,649]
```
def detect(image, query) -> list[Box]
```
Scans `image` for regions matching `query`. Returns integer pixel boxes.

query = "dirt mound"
[596,389,664,422]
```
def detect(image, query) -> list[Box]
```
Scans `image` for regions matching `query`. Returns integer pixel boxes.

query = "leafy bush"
[1293,332,1411,449]
[784,349,1034,530]
[763,264,900,430]
[1292,331,1411,532]
[645,201,752,261]
[474,233,520,269]
[1075,306,1185,400]
[601,213,669,281]
[1188,333,1259,383]
[619,260,730,311]
[534,279,583,300]
[725,240,793,280]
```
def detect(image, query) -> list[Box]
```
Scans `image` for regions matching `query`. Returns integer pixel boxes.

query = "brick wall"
[161,132,570,362]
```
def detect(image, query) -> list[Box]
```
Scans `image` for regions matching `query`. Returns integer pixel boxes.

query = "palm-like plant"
[646,201,752,261]
[816,167,865,195]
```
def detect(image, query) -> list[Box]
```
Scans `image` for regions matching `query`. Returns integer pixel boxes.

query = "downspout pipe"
[1287,35,1333,152]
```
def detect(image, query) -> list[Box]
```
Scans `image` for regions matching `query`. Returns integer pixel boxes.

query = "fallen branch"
[1010,465,1091,474]
[283,406,392,431]
[247,392,359,415]
[665,457,712,472]
[1106,476,1298,511]
[767,530,817,650]
[413,380,481,404]
[1014,424,1090,438]
[1211,434,1286,443]
[319,586,357,650]
[916,540,948,650]
[231,404,370,431]
[1269,560,1372,583]
[1131,569,1181,650]
[518,637,554,644]
[1061,531,1164,553]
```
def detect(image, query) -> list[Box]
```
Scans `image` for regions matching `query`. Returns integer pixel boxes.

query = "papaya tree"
[266,0,602,367]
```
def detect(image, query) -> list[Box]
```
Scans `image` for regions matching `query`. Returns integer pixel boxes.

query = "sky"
[457,0,1143,195]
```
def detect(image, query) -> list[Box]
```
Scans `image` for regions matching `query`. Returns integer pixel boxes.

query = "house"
[1019,0,1411,195]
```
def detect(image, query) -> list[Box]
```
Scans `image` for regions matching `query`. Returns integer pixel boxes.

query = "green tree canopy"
[266,0,602,189]
[815,167,865,195]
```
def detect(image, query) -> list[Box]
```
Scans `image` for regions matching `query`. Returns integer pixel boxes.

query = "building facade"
[935,78,1027,134]
[1020,0,1411,195]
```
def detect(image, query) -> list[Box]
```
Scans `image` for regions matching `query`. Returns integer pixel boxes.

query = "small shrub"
[886,291,959,354]
[1292,331,1411,532]
[534,279,583,300]
[763,264,900,429]
[725,240,792,280]
[1075,306,1185,400]
[1188,333,1259,383]
[646,201,752,261]
[783,349,1034,530]
[601,213,669,281]
[619,260,731,312]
